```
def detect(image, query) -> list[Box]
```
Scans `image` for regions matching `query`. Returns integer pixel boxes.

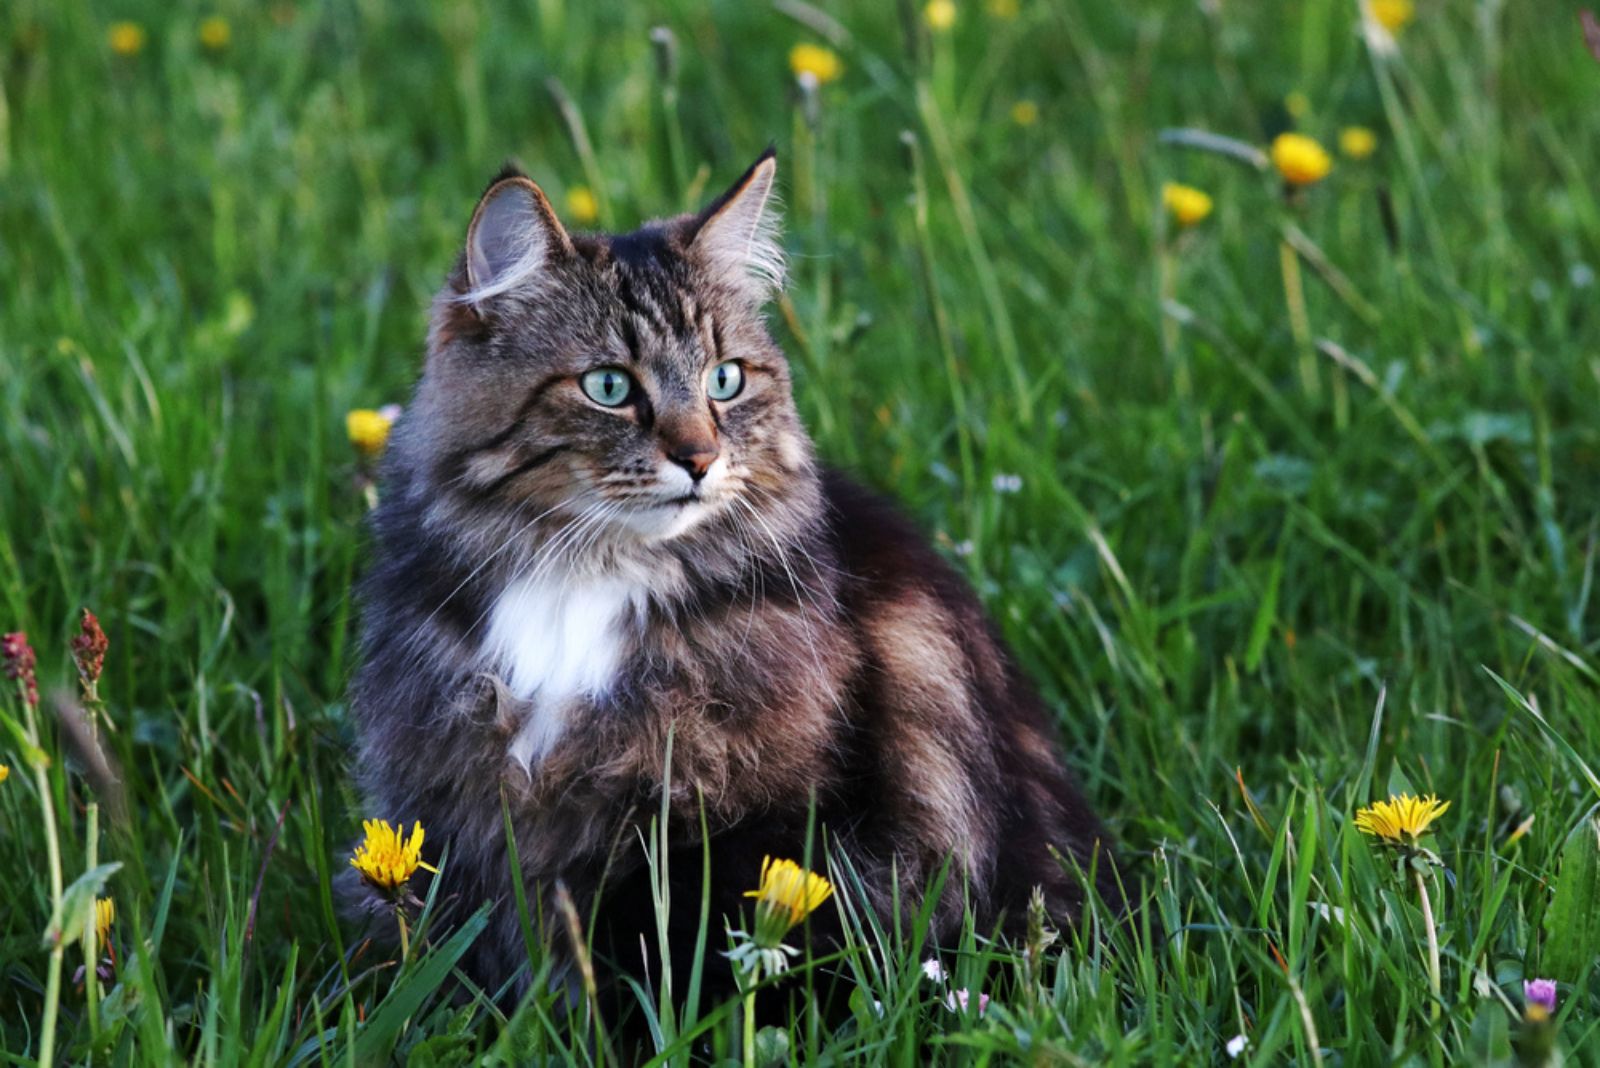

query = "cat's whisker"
[415,491,592,635]
[735,496,830,689]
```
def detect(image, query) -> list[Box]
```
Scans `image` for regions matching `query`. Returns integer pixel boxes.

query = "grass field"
[4,0,1600,1062]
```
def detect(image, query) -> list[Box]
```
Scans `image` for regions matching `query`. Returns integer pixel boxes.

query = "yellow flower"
[925,0,958,32]
[1270,132,1333,187]
[1340,126,1378,160]
[349,819,437,892]
[108,21,147,56]
[95,897,115,943]
[0,764,8,783]
[199,16,231,51]
[1370,0,1414,34]
[346,408,394,457]
[788,42,842,85]
[565,185,599,226]
[745,856,833,944]
[986,0,1019,17]
[1009,99,1039,127]
[1354,793,1450,845]
[1162,182,1213,228]
[1285,90,1311,121]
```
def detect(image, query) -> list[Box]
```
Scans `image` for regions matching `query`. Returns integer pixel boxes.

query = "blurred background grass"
[2,0,1600,1062]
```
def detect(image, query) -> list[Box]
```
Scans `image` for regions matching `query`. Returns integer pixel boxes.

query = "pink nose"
[666,439,718,481]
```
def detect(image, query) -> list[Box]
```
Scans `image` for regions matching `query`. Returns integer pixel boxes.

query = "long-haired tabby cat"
[347,149,1123,1005]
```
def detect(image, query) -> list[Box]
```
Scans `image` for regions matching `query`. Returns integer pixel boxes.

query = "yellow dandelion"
[788,42,842,85]
[745,856,833,944]
[925,0,958,32]
[0,764,8,783]
[1284,90,1311,121]
[95,897,115,942]
[1162,182,1213,228]
[346,408,394,458]
[1339,126,1378,160]
[565,185,599,226]
[1354,793,1451,845]
[108,21,147,57]
[349,819,437,892]
[1270,132,1333,187]
[1370,0,1414,34]
[199,16,231,51]
[986,0,1020,17]
[1009,99,1039,127]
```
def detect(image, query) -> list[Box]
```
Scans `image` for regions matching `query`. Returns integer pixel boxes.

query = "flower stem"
[85,802,101,1041]
[22,688,66,1068]
[1278,234,1318,401]
[1413,867,1441,1020]
[395,907,410,964]
[742,964,761,1068]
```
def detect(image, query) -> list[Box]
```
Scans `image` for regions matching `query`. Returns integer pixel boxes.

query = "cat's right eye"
[580,367,634,408]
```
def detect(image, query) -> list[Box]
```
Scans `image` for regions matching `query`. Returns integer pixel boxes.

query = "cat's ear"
[686,148,784,302]
[461,170,573,311]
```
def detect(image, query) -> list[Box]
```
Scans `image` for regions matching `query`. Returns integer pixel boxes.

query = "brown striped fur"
[344,151,1123,1006]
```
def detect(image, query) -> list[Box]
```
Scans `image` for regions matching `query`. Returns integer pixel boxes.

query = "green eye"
[581,367,633,407]
[706,361,744,401]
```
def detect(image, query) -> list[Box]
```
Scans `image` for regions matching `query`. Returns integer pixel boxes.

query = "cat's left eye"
[706,361,744,401]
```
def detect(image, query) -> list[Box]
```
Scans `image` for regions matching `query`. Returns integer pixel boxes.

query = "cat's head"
[403,150,813,550]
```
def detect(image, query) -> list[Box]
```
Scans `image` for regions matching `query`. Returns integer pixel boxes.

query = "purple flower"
[1524,978,1557,1014]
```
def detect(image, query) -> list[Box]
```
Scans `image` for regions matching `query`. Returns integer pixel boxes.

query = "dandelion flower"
[1354,793,1450,845]
[565,185,599,225]
[349,819,436,892]
[925,0,958,31]
[0,764,8,784]
[1340,126,1378,160]
[346,408,394,458]
[94,897,115,943]
[199,16,231,51]
[1162,182,1214,228]
[745,856,833,940]
[1009,100,1039,127]
[987,0,1020,17]
[788,42,842,85]
[1270,132,1333,187]
[108,21,146,56]
[1370,0,1414,34]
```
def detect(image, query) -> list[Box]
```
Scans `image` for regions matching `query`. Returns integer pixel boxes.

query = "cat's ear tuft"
[687,149,784,302]
[461,174,572,311]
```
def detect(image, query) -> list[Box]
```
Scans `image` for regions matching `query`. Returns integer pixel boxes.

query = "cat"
[345,148,1124,1009]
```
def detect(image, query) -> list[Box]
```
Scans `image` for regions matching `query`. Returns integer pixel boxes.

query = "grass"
[3,0,1599,1062]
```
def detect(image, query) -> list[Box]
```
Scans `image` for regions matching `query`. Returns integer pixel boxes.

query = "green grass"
[3,0,1600,1062]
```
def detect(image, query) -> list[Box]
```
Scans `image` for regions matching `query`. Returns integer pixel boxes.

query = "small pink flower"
[944,988,990,1016]
[1524,978,1557,1014]
[920,958,946,982]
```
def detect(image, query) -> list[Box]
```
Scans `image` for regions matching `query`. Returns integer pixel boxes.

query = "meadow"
[2,0,1599,1062]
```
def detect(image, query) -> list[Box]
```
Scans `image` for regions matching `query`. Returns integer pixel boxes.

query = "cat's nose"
[666,439,719,482]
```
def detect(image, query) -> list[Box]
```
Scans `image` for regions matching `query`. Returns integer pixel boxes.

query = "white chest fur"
[483,568,643,771]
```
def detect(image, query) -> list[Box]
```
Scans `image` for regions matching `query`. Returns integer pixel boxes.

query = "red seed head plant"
[70,608,109,705]
[2,631,39,710]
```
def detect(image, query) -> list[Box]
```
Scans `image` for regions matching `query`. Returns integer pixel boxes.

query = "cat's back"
[816,467,1120,923]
